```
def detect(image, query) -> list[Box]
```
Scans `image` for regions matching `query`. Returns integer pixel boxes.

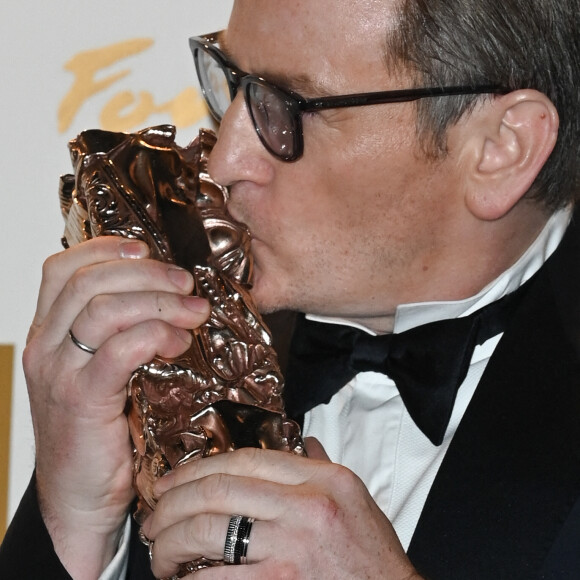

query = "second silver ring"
[223,514,255,565]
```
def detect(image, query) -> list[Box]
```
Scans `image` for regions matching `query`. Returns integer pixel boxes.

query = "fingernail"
[119,240,149,259]
[154,471,175,495]
[140,517,151,537]
[167,266,193,289]
[182,296,209,314]
[175,328,193,345]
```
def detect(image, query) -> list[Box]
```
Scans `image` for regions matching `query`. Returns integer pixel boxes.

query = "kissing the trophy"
[59,124,305,576]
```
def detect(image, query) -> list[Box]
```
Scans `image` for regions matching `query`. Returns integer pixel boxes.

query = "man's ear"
[462,89,559,221]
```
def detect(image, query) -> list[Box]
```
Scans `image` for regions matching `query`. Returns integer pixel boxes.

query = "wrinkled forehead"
[226,0,400,92]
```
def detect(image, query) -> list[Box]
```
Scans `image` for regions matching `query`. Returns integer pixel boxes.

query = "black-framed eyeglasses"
[189,32,509,162]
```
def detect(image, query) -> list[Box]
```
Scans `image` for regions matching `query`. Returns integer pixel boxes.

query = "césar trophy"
[59,125,304,576]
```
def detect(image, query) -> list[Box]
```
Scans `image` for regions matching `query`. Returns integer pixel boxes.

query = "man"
[1,0,579,578]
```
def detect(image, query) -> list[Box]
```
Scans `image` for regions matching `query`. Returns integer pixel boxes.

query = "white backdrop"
[0,0,234,523]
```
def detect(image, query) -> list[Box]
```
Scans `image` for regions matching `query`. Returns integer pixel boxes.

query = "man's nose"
[207,93,275,188]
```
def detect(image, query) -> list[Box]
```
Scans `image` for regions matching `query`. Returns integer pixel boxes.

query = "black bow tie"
[284,285,529,446]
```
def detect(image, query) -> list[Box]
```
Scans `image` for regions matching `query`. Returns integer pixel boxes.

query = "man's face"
[208,0,465,329]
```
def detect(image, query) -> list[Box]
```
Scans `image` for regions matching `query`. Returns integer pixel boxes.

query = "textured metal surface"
[60,125,304,575]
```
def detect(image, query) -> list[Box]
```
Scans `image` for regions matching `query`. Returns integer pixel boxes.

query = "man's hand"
[23,237,210,579]
[142,438,422,579]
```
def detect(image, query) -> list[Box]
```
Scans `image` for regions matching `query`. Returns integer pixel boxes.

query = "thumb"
[304,437,331,461]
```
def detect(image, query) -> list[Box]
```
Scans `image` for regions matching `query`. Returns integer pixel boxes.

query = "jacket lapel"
[408,210,580,579]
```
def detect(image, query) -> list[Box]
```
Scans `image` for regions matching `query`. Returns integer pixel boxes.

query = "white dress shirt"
[99,208,570,578]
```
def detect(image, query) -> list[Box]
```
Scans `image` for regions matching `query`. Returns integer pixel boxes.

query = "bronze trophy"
[59,125,304,576]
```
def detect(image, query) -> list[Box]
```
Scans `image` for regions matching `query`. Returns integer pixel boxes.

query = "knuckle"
[185,517,208,548]
[197,472,231,504]
[302,492,341,529]
[22,342,43,388]
[271,560,301,579]
[150,497,169,529]
[40,251,72,294]
[327,463,363,496]
[236,446,260,460]
[153,290,170,315]
[295,467,361,529]
[138,321,170,350]
[184,515,221,557]
[68,265,94,299]
[22,340,39,372]
[232,447,261,470]
[84,293,111,324]
[22,335,57,389]
[40,252,62,284]
[153,319,189,346]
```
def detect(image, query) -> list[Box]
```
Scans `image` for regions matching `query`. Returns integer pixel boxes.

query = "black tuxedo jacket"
[2,209,580,579]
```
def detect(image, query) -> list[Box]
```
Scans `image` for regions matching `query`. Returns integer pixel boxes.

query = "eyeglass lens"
[195,44,301,160]
[245,82,298,160]
[195,48,232,120]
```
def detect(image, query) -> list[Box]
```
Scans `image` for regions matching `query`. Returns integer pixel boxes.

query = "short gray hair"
[385,0,580,210]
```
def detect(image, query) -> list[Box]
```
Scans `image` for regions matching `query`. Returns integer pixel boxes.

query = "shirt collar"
[307,207,572,335]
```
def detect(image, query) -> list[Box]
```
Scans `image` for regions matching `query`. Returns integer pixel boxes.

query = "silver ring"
[68,329,97,355]
[223,515,254,565]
